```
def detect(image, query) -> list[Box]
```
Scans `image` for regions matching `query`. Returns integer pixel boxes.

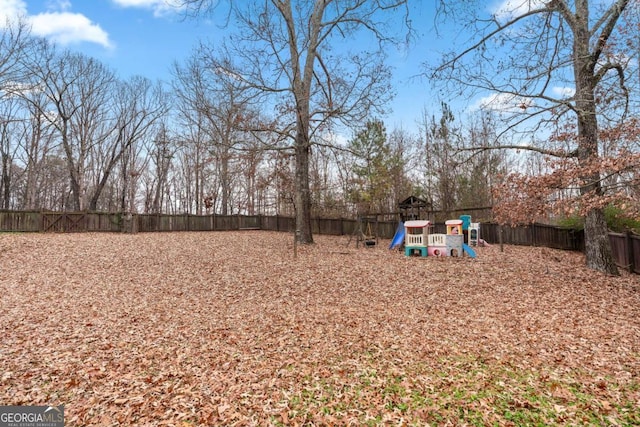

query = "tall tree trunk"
[584,208,618,273]
[1,152,10,209]
[68,170,83,211]
[120,152,129,212]
[295,133,313,243]
[573,3,619,275]
[221,153,229,215]
[23,127,43,209]
[60,127,84,211]
[89,148,124,211]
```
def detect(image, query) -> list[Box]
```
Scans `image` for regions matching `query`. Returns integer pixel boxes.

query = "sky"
[0,0,559,132]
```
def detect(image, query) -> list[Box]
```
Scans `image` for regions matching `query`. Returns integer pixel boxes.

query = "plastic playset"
[389,216,479,258]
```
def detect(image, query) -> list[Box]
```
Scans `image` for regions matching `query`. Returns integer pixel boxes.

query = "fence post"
[531,224,536,247]
[122,212,130,233]
[626,230,635,273]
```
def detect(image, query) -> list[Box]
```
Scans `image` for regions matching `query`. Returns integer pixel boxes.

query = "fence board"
[0,210,41,232]
[86,212,122,232]
[313,218,346,235]
[609,232,640,274]
[609,233,627,269]
[241,215,262,229]
[632,234,640,274]
[477,223,583,251]
[42,212,90,232]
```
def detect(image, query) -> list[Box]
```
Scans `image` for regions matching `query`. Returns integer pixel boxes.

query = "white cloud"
[490,0,547,22]
[0,0,113,49]
[1,81,39,98]
[0,0,28,25]
[551,86,575,99]
[46,0,71,12]
[29,12,112,48]
[470,88,576,113]
[111,0,184,18]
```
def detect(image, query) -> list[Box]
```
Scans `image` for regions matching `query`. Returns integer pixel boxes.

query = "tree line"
[0,14,502,221]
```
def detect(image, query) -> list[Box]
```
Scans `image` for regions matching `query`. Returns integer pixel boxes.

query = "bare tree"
[0,19,33,96]
[17,93,58,209]
[16,40,166,212]
[174,117,211,214]
[179,0,410,243]
[418,103,461,213]
[235,134,266,215]
[0,19,35,209]
[98,76,168,212]
[457,111,509,210]
[19,45,117,211]
[172,45,262,215]
[430,0,638,274]
[386,126,415,212]
[0,101,22,209]
[148,124,176,214]
[309,143,349,218]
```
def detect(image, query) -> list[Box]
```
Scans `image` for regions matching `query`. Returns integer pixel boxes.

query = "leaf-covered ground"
[1,231,639,426]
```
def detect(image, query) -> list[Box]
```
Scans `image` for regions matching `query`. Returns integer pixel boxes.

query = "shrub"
[557,205,640,233]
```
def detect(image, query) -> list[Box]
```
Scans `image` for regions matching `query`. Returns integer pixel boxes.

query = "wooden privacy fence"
[0,210,636,274]
[0,210,395,236]
[0,210,123,233]
[480,223,585,251]
[0,211,286,233]
[608,232,640,274]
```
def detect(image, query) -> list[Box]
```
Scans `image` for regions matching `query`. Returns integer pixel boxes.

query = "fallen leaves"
[0,231,639,425]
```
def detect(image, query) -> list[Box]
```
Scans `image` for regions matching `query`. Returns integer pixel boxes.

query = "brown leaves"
[1,232,639,425]
[493,149,640,224]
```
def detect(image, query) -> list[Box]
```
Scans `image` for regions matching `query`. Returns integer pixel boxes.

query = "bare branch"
[458,143,574,158]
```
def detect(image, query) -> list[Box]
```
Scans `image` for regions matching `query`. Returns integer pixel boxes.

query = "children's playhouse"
[397,218,476,258]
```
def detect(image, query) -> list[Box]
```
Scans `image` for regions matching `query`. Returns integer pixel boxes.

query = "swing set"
[347,216,378,248]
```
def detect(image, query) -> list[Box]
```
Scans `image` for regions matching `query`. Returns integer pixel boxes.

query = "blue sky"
[2,0,223,81]
[1,0,553,132]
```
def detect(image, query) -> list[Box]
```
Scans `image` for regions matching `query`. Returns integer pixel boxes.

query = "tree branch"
[457,143,575,159]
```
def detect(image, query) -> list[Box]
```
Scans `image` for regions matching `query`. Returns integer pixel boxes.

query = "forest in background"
[0,17,515,220]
